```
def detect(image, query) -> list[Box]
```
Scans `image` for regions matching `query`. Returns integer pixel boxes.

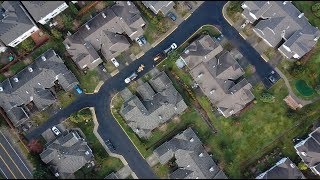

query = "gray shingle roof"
[181,35,254,118]
[64,1,145,70]
[154,127,228,179]
[40,130,93,176]
[120,71,187,138]
[242,1,320,59]
[295,127,320,172]
[256,157,305,179]
[0,1,37,45]
[142,1,175,15]
[0,49,79,127]
[21,1,67,22]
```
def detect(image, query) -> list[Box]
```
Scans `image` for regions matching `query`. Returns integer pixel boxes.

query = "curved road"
[26,1,279,178]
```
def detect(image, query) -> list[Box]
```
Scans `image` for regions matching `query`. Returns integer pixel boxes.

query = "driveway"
[25,1,281,178]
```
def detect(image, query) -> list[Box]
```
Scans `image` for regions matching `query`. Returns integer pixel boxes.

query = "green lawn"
[0,74,6,82]
[9,61,26,74]
[293,1,320,27]
[68,108,123,179]
[295,80,315,97]
[56,91,76,108]
[226,1,244,22]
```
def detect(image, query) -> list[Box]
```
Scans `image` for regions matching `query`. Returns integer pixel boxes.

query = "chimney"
[13,77,19,82]
[102,12,106,18]
[209,167,215,172]
[41,56,46,61]
[186,165,190,168]
[189,138,194,142]
[158,115,162,119]
[298,13,304,18]
[65,43,70,49]
[28,67,33,72]
[197,73,203,78]
[85,24,90,30]
[0,86,3,92]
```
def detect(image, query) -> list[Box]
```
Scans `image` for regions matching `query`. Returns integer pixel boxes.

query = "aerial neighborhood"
[0,1,320,179]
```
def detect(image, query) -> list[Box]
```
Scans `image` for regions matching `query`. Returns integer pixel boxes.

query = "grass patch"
[30,110,50,125]
[293,1,320,27]
[152,163,170,178]
[226,1,244,22]
[264,47,277,60]
[295,80,314,97]
[56,91,76,108]
[79,70,100,93]
[104,61,117,74]
[129,43,142,56]
[67,108,123,179]
[9,61,26,74]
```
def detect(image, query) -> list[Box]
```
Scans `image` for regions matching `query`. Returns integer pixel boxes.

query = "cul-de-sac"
[0,1,319,179]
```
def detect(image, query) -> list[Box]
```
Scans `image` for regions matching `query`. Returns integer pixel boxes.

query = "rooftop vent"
[283,1,288,5]
[314,36,319,41]
[197,73,203,78]
[85,151,90,155]
[298,13,304,18]
[65,43,70,49]
[102,12,106,18]
[85,24,90,30]
[229,109,234,114]
[187,164,190,168]
[13,77,19,82]
[0,87,3,92]
[127,1,131,5]
[184,49,190,54]
[28,67,33,72]
[301,151,307,156]
[190,138,194,142]
[209,166,215,172]
[199,153,204,157]
[158,115,162,119]
[210,89,215,94]
[41,56,46,61]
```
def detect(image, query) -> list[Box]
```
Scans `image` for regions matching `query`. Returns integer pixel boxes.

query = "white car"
[164,43,177,54]
[125,72,138,84]
[135,37,143,46]
[111,58,119,67]
[51,126,61,136]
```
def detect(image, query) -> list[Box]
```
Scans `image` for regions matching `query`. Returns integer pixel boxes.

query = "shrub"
[16,37,35,53]
[312,3,320,18]
[68,2,79,15]
[260,92,275,103]
[62,14,74,31]
[298,162,308,171]
[51,29,62,39]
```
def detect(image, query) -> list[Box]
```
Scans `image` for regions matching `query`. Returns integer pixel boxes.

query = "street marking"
[0,154,16,179]
[0,131,32,176]
[0,143,26,179]
[0,167,8,179]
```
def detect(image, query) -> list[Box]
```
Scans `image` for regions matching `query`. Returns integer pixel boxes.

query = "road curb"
[109,94,146,159]
[151,25,179,48]
[89,107,138,179]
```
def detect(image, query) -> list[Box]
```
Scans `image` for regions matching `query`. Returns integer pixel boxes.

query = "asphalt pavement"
[25,1,280,179]
[0,131,32,179]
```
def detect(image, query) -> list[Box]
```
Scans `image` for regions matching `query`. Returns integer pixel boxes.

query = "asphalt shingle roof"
[0,49,78,127]
[154,127,228,179]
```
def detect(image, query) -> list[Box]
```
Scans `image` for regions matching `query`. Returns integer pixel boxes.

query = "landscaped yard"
[293,1,320,27]
[64,108,123,179]
[56,91,76,108]
[226,1,244,23]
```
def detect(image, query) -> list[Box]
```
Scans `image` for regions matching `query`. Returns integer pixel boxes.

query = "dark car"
[167,12,177,21]
[105,139,116,151]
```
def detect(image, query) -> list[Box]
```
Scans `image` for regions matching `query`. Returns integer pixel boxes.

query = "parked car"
[167,12,177,21]
[184,1,193,10]
[51,126,61,136]
[164,43,177,54]
[74,85,83,94]
[111,58,120,67]
[135,37,143,46]
[105,139,116,151]
[154,52,165,61]
[98,64,107,73]
[125,72,138,84]
[139,36,147,45]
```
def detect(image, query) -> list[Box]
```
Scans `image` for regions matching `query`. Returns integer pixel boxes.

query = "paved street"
[0,131,32,179]
[25,1,281,179]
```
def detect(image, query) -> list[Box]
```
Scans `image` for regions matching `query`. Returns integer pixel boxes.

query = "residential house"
[120,71,187,138]
[294,127,320,176]
[154,127,228,179]
[40,130,94,178]
[0,1,39,47]
[241,1,320,59]
[180,35,255,118]
[0,49,78,127]
[21,1,69,25]
[256,157,305,179]
[64,1,146,70]
[142,1,175,15]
